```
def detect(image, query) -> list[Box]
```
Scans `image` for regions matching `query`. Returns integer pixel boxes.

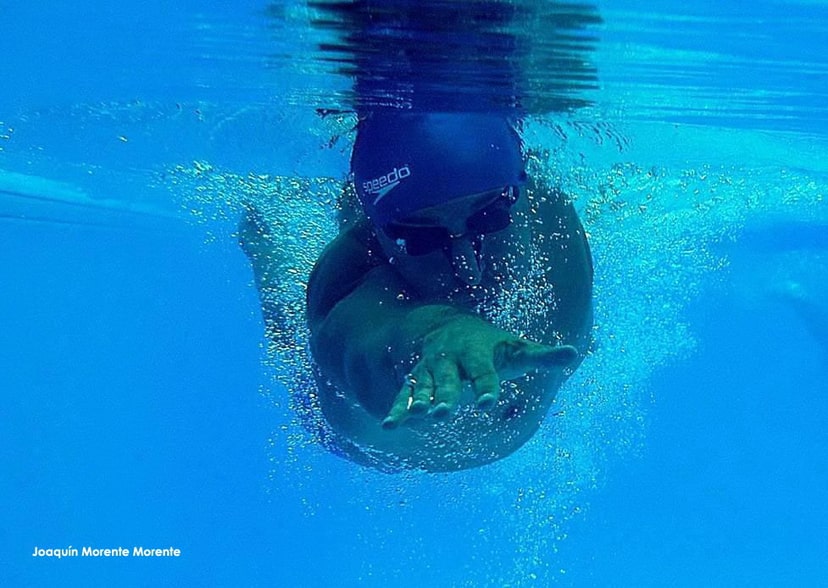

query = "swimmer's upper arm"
[546,186,594,276]
[529,179,594,276]
[529,181,595,354]
[306,221,383,331]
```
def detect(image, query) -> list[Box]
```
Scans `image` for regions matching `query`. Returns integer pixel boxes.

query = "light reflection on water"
[597,4,828,135]
[295,0,601,114]
[259,0,828,136]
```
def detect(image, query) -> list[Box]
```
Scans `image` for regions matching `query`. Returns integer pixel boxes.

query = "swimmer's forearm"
[309,272,470,418]
[313,294,466,384]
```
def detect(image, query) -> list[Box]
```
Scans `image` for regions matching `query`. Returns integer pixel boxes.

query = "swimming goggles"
[383,185,519,256]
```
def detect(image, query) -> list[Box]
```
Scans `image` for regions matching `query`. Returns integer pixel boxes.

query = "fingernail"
[431,403,450,419]
[476,393,497,410]
[409,400,429,415]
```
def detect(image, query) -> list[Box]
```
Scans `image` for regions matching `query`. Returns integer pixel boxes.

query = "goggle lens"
[384,186,518,256]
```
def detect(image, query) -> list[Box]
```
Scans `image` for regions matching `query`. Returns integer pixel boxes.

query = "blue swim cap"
[351,112,525,227]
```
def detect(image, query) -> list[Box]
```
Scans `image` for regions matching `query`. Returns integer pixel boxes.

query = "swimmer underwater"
[240,111,594,472]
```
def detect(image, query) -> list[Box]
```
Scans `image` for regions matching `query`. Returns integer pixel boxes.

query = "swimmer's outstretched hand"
[382,314,577,430]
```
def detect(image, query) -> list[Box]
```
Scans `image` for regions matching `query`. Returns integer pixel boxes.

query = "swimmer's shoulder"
[525,172,576,215]
[525,172,587,231]
[526,173,593,273]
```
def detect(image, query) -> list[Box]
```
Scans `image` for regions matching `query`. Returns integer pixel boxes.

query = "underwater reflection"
[268,0,601,114]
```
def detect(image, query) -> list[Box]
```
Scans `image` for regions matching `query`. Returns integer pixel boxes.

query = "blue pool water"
[2,1,827,586]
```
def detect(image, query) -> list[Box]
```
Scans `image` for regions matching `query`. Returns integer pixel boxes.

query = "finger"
[381,380,415,430]
[496,341,578,379]
[525,343,578,368]
[408,369,434,415]
[461,355,501,410]
[430,358,462,420]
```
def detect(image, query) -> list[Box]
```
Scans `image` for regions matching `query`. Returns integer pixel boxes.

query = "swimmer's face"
[374,186,531,294]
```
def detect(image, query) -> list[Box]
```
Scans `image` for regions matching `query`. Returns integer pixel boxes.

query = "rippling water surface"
[2,0,826,191]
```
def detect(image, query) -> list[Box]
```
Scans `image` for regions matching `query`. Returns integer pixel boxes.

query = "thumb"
[496,340,578,379]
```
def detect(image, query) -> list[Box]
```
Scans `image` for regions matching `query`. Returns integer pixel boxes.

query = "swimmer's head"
[351,112,526,229]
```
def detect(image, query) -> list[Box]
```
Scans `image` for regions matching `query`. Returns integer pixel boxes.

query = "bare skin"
[241,174,593,472]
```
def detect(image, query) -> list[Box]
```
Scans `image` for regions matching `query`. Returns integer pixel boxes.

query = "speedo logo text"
[363,165,411,203]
